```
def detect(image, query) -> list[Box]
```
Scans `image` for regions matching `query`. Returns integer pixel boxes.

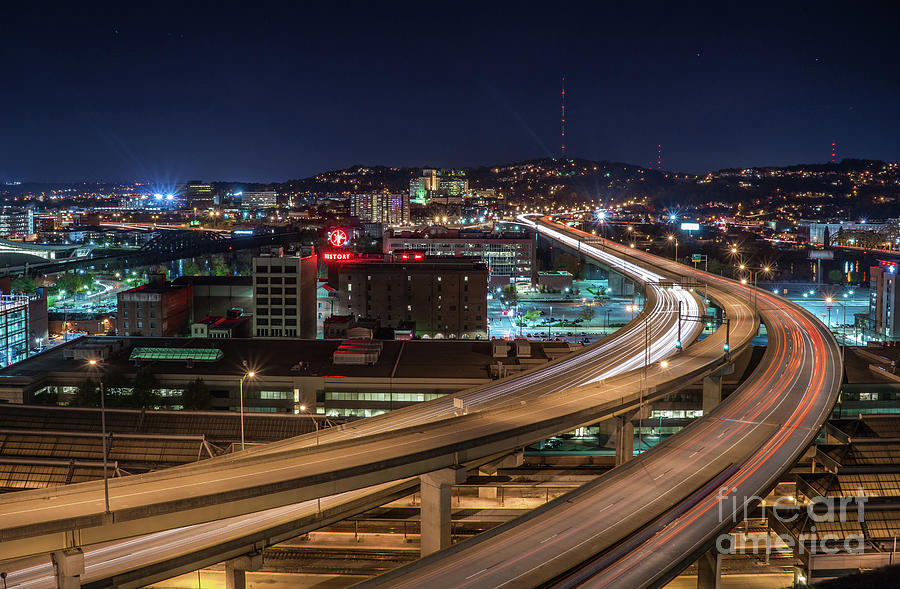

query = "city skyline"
[2,3,898,182]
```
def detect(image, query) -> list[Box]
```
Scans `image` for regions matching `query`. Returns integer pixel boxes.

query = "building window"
[257,265,268,273]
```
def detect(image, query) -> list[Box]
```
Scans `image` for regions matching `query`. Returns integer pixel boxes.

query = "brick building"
[116,274,193,337]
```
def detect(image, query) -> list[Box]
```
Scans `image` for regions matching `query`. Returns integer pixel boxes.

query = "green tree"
[10,276,36,294]
[524,309,541,323]
[182,260,201,276]
[211,256,230,276]
[181,378,211,410]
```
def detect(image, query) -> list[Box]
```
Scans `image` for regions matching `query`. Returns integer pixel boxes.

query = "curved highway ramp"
[359,217,841,588]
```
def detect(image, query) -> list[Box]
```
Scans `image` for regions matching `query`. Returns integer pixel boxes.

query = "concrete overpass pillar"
[478,468,498,499]
[696,547,721,589]
[478,451,523,499]
[420,466,467,556]
[52,548,84,589]
[702,374,723,413]
[224,553,263,589]
[615,414,634,466]
[702,364,735,413]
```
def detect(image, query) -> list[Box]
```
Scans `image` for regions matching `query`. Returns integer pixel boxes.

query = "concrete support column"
[702,374,723,413]
[476,451,523,499]
[478,468,498,499]
[420,466,467,556]
[696,547,721,589]
[615,414,634,466]
[224,553,263,589]
[52,548,85,589]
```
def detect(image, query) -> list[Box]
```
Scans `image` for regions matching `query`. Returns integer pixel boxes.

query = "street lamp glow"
[660,360,669,368]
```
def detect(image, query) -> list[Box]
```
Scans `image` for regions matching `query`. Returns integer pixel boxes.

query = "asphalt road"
[360,215,841,589]
[0,234,711,560]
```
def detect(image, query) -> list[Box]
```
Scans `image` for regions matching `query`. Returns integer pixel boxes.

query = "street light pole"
[88,359,110,514]
[299,404,322,514]
[239,368,256,451]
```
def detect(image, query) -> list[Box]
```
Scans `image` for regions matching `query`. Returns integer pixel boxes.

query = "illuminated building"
[0,295,38,368]
[178,181,216,209]
[868,261,900,341]
[383,226,534,285]
[350,193,410,225]
[252,251,318,338]
[408,169,468,204]
[0,208,35,238]
[242,191,278,208]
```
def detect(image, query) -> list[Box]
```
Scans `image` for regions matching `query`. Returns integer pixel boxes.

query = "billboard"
[680,222,701,232]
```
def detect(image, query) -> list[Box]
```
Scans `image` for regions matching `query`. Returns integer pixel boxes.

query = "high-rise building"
[243,191,278,208]
[334,259,488,339]
[350,193,410,225]
[0,294,45,367]
[0,208,35,238]
[868,262,900,341]
[252,251,318,338]
[408,169,468,203]
[116,275,193,337]
[178,181,215,209]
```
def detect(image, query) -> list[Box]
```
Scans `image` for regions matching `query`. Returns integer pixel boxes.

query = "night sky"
[2,3,898,182]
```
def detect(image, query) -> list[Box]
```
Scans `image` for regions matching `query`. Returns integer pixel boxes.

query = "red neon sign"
[323,252,353,261]
[328,229,349,247]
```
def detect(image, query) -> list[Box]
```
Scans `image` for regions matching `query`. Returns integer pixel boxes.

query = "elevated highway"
[362,215,841,588]
[0,215,743,565]
[0,244,713,561]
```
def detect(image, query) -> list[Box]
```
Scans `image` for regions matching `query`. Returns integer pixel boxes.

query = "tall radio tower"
[560,77,566,157]
[831,141,836,163]
[657,144,662,170]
